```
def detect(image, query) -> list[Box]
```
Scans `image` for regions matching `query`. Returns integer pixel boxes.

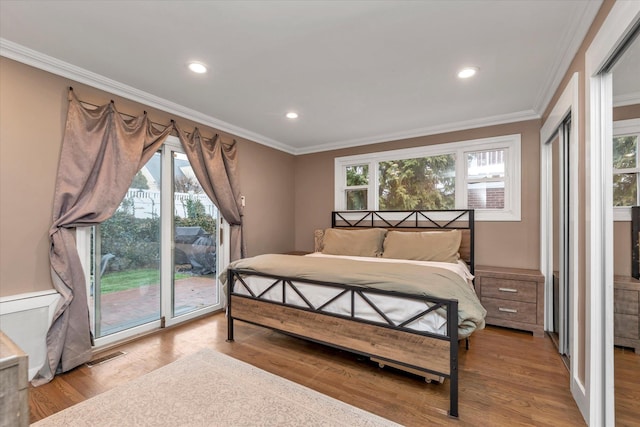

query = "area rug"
[32,348,400,426]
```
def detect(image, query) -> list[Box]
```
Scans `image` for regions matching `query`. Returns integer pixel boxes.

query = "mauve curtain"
[34,90,172,385]
[174,124,245,261]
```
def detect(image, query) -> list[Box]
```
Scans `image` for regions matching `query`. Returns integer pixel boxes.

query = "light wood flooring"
[29,312,639,426]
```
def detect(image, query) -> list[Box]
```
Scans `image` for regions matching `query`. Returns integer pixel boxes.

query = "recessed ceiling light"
[286,112,299,119]
[457,67,478,79]
[188,62,207,74]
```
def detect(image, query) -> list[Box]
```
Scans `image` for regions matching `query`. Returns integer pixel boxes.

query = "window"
[335,134,521,221]
[613,118,640,221]
[345,164,369,210]
[466,149,505,209]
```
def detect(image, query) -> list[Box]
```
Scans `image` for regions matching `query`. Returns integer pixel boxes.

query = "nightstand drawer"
[479,278,537,303]
[614,289,638,315]
[482,297,537,324]
[615,313,639,339]
[613,277,640,353]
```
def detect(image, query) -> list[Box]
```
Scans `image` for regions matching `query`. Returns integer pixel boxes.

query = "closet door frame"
[540,72,580,412]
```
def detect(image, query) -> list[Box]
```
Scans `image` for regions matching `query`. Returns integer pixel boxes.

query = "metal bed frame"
[227,209,475,418]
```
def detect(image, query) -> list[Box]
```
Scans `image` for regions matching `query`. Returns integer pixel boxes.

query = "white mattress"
[231,253,476,336]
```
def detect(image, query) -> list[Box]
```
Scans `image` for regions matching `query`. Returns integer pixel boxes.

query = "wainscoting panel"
[0,290,60,380]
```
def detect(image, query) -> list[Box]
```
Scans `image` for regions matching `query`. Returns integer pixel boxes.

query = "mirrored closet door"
[545,117,571,363]
[610,26,640,426]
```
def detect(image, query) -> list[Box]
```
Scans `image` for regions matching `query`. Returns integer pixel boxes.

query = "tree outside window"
[378,155,455,210]
[345,164,368,210]
[613,135,639,207]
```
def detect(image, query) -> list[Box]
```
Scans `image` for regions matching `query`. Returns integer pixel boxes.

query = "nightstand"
[0,332,29,427]
[614,275,640,353]
[475,266,545,337]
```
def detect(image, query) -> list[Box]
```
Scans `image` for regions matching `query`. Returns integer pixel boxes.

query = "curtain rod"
[69,87,234,146]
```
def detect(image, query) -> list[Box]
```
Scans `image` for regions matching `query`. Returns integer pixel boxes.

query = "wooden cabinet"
[475,266,545,337]
[0,332,29,427]
[614,276,640,354]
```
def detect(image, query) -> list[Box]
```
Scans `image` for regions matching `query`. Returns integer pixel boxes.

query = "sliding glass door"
[92,152,163,338]
[165,150,221,325]
[82,136,225,346]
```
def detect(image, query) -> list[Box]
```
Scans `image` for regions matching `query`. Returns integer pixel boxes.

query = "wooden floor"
[615,346,640,427]
[29,312,638,426]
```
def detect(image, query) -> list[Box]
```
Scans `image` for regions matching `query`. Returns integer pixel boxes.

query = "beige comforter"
[224,254,486,337]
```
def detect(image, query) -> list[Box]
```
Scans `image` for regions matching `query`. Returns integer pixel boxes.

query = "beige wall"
[613,103,640,122]
[238,140,295,257]
[614,221,632,276]
[0,57,295,297]
[294,119,542,270]
[0,58,64,297]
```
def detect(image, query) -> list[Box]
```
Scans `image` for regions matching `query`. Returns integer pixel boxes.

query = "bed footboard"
[226,268,460,418]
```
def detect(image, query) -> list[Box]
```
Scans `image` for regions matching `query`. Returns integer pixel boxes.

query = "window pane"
[613,136,637,169]
[346,165,368,186]
[173,152,219,317]
[467,150,505,179]
[346,189,367,210]
[378,155,455,210]
[94,153,161,338]
[468,182,505,209]
[613,173,637,207]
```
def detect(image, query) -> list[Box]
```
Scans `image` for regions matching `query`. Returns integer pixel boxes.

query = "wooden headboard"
[331,210,475,274]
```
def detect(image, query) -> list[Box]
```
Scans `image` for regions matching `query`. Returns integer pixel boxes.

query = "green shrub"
[175,198,216,234]
[100,205,160,272]
[101,197,217,272]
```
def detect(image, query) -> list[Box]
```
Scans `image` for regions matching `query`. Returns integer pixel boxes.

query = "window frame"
[613,118,640,221]
[334,134,521,221]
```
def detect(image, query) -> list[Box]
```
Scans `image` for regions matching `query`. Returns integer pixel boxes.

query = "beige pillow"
[321,228,388,257]
[382,230,461,263]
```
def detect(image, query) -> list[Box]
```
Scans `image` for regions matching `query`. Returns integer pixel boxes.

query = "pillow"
[382,230,461,263]
[321,228,388,257]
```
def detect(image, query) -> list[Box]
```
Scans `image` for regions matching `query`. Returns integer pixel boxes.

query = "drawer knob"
[499,307,518,313]
[499,287,518,293]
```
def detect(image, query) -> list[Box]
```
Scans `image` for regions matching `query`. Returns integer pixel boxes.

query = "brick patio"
[94,275,219,337]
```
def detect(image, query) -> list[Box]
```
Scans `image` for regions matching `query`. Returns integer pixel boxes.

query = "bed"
[224,210,486,418]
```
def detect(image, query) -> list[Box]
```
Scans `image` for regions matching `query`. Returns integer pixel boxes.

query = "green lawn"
[100,269,191,293]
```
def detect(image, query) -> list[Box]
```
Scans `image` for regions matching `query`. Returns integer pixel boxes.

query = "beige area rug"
[32,348,400,427]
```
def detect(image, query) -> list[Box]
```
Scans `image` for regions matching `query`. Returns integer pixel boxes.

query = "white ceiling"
[612,33,640,105]
[0,1,606,154]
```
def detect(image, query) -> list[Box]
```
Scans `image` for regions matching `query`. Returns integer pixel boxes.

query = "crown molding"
[294,109,540,155]
[614,91,640,107]
[0,38,297,155]
[533,0,603,116]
